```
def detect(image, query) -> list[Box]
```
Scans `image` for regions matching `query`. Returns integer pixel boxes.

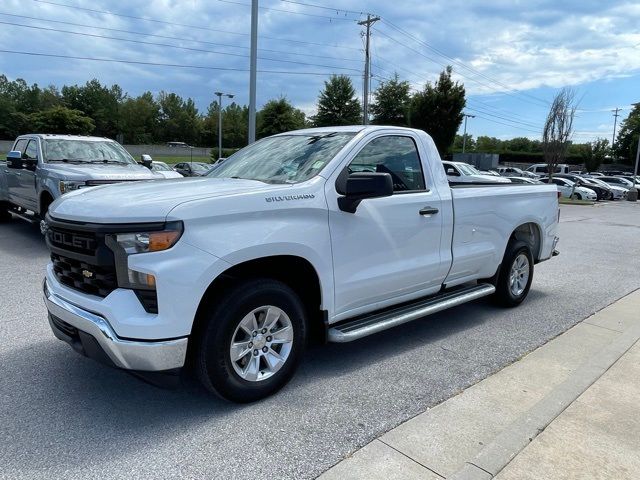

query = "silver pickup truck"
[0,134,162,230]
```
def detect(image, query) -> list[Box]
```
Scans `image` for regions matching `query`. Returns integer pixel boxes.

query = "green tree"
[453,134,474,151]
[258,97,306,138]
[370,73,411,126]
[157,92,201,145]
[313,75,361,127]
[409,66,466,155]
[475,136,503,152]
[581,138,609,172]
[615,104,640,165]
[505,137,532,152]
[28,106,94,134]
[61,79,123,138]
[119,92,160,144]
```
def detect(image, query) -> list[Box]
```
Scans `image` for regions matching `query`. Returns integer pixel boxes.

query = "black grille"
[47,228,97,256]
[50,314,78,338]
[135,290,159,314]
[51,252,117,297]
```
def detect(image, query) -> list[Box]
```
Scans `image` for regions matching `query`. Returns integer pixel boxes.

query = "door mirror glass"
[6,151,22,169]
[338,172,393,213]
[140,154,153,169]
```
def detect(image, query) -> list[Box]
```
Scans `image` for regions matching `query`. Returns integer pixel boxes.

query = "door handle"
[419,206,439,215]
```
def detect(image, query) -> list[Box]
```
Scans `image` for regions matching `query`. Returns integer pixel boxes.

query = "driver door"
[327,134,449,319]
[11,139,39,211]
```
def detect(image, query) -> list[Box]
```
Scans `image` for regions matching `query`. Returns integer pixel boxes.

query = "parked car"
[166,142,190,148]
[151,161,184,179]
[442,161,511,183]
[541,177,597,200]
[42,125,559,402]
[525,163,571,177]
[497,166,525,177]
[599,176,636,189]
[554,174,612,200]
[616,176,640,188]
[507,177,543,184]
[582,177,627,200]
[173,162,211,177]
[0,134,162,231]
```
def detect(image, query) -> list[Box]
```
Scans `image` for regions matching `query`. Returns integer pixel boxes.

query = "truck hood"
[49,177,281,223]
[44,162,162,181]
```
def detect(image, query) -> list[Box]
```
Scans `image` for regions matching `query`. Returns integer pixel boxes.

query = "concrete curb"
[449,320,640,480]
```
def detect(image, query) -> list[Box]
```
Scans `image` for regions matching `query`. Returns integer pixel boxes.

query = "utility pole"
[358,14,380,125]
[215,91,234,161]
[248,0,258,143]
[612,107,621,149]
[462,114,475,153]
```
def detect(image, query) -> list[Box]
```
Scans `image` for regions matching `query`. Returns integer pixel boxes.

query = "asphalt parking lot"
[1,202,639,480]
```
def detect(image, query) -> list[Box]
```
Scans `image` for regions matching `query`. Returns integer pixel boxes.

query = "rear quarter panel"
[446,184,558,285]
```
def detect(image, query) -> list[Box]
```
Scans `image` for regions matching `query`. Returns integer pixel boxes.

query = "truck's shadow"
[0,291,549,474]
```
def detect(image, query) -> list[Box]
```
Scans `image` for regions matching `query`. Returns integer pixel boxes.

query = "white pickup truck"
[43,126,560,402]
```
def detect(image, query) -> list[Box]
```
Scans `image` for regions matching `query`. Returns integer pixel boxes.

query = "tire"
[571,192,582,200]
[0,202,11,222]
[493,240,534,308]
[195,278,307,403]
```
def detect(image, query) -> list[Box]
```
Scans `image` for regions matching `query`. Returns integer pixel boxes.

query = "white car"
[151,161,184,179]
[526,163,571,177]
[497,166,538,179]
[442,161,511,183]
[507,177,543,184]
[542,177,597,200]
[43,126,559,402]
[583,177,627,200]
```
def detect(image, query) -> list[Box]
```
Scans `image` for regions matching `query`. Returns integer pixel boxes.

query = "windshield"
[208,132,356,184]
[192,163,210,173]
[152,162,171,171]
[43,139,136,164]
[457,163,481,175]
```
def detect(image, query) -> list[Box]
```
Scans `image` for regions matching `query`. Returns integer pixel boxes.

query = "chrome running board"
[327,283,496,343]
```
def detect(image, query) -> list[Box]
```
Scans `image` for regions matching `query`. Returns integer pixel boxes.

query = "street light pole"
[248,0,258,144]
[215,91,234,161]
[629,102,639,201]
[462,114,475,153]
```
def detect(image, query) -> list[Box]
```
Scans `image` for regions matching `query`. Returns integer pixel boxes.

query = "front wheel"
[571,192,582,200]
[195,279,307,403]
[493,240,534,307]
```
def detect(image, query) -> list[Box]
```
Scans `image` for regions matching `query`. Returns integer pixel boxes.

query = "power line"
[473,114,542,134]
[215,0,358,21]
[0,49,361,76]
[0,12,362,62]
[465,106,541,129]
[31,0,361,50]
[277,0,366,16]
[380,19,550,108]
[0,20,362,72]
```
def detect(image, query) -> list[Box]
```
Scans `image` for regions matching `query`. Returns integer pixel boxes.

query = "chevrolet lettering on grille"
[49,231,96,251]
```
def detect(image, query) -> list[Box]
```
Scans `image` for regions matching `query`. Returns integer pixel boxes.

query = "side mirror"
[446,167,460,176]
[6,151,22,169]
[140,154,153,169]
[338,172,393,213]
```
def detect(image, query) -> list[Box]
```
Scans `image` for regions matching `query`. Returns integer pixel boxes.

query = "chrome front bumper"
[43,280,188,371]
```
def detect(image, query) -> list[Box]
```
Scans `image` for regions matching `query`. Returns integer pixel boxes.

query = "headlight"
[106,222,183,291]
[59,180,85,194]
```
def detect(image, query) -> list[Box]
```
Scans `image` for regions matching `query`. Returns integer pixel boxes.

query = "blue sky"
[0,0,638,142]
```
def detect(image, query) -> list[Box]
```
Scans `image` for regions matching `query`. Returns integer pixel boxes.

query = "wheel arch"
[39,189,55,216]
[510,221,542,262]
[191,255,327,348]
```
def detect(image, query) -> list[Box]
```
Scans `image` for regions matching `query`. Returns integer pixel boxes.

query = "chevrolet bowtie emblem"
[82,270,94,279]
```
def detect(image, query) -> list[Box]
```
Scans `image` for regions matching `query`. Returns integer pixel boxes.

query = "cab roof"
[17,134,113,142]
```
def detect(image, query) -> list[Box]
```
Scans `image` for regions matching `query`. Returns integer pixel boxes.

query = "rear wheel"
[571,192,582,200]
[195,278,307,403]
[493,240,534,307]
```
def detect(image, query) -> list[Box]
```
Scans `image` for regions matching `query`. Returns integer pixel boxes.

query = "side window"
[24,140,38,160]
[13,139,28,154]
[347,136,426,192]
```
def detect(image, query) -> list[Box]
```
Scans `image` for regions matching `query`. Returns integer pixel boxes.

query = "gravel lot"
[1,202,639,480]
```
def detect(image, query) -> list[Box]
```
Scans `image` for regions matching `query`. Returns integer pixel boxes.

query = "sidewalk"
[319,289,640,480]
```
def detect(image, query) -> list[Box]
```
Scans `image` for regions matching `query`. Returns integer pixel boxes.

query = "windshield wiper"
[93,159,128,164]
[230,176,268,183]
[48,158,93,163]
